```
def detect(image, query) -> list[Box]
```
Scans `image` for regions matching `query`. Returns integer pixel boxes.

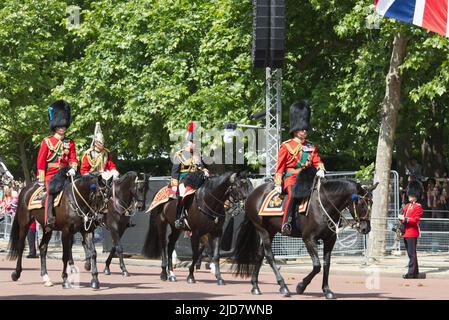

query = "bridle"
[316,178,373,235]
[112,176,147,216]
[69,175,102,231]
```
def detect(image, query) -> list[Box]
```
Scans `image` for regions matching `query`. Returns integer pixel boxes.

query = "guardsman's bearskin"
[48,100,71,131]
[406,180,423,200]
[289,100,311,134]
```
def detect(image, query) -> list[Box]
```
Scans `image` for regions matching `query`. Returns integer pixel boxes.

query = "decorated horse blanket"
[258,189,309,216]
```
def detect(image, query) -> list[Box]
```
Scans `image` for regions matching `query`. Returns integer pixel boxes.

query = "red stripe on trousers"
[423,0,448,36]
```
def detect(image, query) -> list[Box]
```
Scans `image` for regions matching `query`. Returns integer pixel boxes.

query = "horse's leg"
[322,236,337,299]
[83,232,100,289]
[167,228,181,282]
[296,238,321,295]
[115,225,129,277]
[187,234,200,284]
[251,241,265,295]
[195,241,206,270]
[11,222,30,282]
[104,246,116,275]
[39,230,54,286]
[159,221,169,281]
[61,231,73,289]
[82,238,92,271]
[259,230,290,297]
[211,235,225,285]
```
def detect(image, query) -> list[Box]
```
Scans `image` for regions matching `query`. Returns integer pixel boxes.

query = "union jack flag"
[375,0,449,36]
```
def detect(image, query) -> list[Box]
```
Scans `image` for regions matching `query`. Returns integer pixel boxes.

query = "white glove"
[275,185,282,194]
[111,170,120,180]
[203,170,209,178]
[67,168,76,177]
[316,169,325,178]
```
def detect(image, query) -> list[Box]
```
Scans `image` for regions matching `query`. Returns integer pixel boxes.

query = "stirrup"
[281,223,292,236]
[174,218,186,229]
[45,218,55,233]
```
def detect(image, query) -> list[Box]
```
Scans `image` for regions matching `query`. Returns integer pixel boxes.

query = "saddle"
[146,186,197,213]
[28,186,64,210]
[258,188,309,217]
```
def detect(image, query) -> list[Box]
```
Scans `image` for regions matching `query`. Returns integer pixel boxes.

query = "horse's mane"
[321,179,359,196]
[201,172,233,190]
[116,171,137,184]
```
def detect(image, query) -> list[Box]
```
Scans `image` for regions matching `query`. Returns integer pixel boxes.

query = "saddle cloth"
[258,189,309,216]
[28,186,64,211]
[146,186,196,213]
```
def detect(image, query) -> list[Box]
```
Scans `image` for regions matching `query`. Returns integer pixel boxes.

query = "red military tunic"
[36,134,78,183]
[80,147,117,175]
[401,202,423,238]
[274,138,324,222]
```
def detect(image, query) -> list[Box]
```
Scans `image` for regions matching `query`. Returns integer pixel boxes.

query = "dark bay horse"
[143,171,252,285]
[98,172,149,276]
[8,170,103,289]
[233,172,377,299]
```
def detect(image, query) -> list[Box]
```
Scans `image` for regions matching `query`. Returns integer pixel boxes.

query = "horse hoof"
[44,281,53,287]
[217,279,225,286]
[11,271,20,282]
[122,271,130,277]
[84,263,92,272]
[325,291,336,300]
[160,274,168,281]
[104,268,111,275]
[169,276,177,282]
[296,282,306,294]
[251,288,262,295]
[70,267,77,274]
[62,282,72,289]
[91,279,100,290]
[187,277,196,284]
[280,286,291,297]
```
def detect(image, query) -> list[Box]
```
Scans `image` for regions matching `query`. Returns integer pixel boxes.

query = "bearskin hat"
[48,100,71,131]
[406,180,423,200]
[289,100,311,135]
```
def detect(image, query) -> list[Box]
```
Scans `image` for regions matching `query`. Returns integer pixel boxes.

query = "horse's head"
[132,172,149,211]
[349,182,378,234]
[227,170,253,214]
[0,159,14,186]
[74,174,105,214]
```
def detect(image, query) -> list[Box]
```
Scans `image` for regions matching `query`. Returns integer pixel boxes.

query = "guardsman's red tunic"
[36,134,78,221]
[274,138,324,223]
[401,202,423,238]
[80,147,117,175]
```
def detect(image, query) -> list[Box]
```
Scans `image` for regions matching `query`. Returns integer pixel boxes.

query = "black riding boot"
[174,199,186,229]
[281,215,292,236]
[45,195,56,233]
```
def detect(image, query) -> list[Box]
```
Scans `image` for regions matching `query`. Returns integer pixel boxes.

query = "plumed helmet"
[289,100,311,135]
[406,180,423,200]
[185,121,194,142]
[92,122,105,147]
[48,100,71,131]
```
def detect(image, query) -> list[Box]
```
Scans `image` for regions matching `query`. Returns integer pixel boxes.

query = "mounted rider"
[36,100,78,232]
[170,121,210,229]
[80,122,119,181]
[274,100,325,236]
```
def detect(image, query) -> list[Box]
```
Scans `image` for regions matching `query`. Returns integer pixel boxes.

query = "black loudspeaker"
[270,0,285,68]
[252,0,270,68]
[252,0,285,69]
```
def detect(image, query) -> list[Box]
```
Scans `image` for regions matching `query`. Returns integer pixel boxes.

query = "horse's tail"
[220,216,234,251]
[142,207,162,259]
[231,215,261,278]
[7,212,22,261]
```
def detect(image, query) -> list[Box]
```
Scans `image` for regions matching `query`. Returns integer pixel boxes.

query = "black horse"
[233,169,377,299]
[8,169,103,289]
[96,171,149,276]
[143,171,252,285]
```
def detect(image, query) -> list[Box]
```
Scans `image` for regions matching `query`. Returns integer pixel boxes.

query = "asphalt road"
[1,253,448,300]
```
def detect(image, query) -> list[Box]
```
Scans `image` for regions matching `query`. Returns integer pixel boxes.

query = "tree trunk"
[421,102,445,178]
[17,135,31,185]
[368,33,408,262]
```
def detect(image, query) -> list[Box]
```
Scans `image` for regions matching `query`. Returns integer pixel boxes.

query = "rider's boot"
[45,195,56,233]
[174,199,186,229]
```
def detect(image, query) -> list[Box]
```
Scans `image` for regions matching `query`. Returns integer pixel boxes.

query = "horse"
[232,168,377,299]
[0,157,14,186]
[143,171,252,285]
[8,168,104,289]
[89,171,149,276]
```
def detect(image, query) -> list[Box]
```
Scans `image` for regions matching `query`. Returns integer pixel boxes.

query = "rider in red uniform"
[36,100,78,232]
[274,101,325,236]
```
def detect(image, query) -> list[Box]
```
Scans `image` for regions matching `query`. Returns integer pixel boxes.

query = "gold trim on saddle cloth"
[28,186,64,210]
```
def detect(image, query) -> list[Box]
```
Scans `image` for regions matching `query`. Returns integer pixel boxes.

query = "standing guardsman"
[274,100,326,236]
[80,122,119,180]
[170,121,209,229]
[37,100,78,232]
